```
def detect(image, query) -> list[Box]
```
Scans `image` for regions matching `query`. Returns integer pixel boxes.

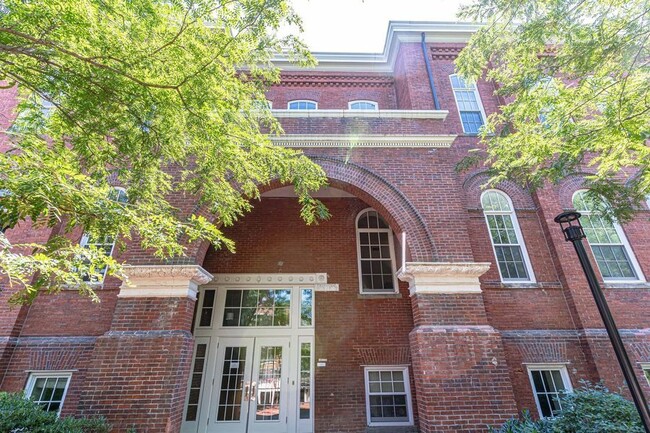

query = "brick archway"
[191,155,436,265]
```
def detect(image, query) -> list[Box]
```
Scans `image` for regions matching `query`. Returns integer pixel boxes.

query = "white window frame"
[348,100,378,110]
[641,363,650,386]
[364,366,414,427]
[287,100,317,110]
[24,371,73,417]
[572,190,645,283]
[480,190,536,283]
[449,73,487,135]
[526,364,572,418]
[356,208,399,294]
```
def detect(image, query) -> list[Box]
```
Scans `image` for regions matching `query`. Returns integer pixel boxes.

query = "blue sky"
[288,0,468,53]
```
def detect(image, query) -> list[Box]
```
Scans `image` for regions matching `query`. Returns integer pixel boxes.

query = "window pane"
[366,369,410,424]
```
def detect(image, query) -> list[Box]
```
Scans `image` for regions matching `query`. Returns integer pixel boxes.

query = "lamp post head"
[554,211,586,242]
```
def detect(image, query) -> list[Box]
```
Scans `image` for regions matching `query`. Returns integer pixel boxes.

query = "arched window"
[481,190,535,282]
[80,187,128,282]
[287,100,317,110]
[450,74,486,134]
[349,100,378,110]
[356,209,398,293]
[572,190,643,281]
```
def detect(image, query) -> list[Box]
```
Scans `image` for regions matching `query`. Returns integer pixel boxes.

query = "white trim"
[210,272,338,292]
[287,100,318,110]
[24,371,73,417]
[272,109,448,119]
[118,265,213,300]
[356,208,399,294]
[641,363,650,386]
[348,100,379,110]
[480,190,536,283]
[271,134,456,148]
[526,364,573,418]
[449,74,487,135]
[273,21,482,72]
[364,366,414,427]
[572,190,645,283]
[397,262,491,295]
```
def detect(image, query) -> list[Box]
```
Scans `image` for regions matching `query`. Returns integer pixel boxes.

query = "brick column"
[79,265,212,433]
[398,262,518,433]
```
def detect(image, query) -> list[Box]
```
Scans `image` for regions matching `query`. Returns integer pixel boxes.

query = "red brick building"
[1,21,650,433]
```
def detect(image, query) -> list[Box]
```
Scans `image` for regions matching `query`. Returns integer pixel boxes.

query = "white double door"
[205,336,300,433]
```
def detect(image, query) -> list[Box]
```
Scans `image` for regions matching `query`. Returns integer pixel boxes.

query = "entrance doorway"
[181,278,315,433]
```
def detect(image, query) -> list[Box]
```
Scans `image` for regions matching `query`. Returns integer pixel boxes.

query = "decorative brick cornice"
[278,74,394,88]
[397,262,491,295]
[430,46,462,60]
[119,265,213,300]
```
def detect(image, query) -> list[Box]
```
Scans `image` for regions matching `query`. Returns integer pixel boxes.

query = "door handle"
[250,382,257,401]
[244,382,250,401]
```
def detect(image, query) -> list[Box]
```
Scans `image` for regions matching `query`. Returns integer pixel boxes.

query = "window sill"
[602,281,650,289]
[358,292,403,299]
[482,281,563,290]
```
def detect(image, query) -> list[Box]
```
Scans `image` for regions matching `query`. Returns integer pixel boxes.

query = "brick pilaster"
[78,265,212,433]
[399,262,518,433]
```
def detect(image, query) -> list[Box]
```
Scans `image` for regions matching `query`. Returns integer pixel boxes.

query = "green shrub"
[489,383,644,433]
[552,383,644,433]
[0,392,110,433]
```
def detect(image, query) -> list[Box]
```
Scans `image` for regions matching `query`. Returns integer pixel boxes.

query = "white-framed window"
[527,365,572,418]
[349,100,378,110]
[572,190,644,282]
[25,371,72,416]
[450,74,486,134]
[287,100,317,110]
[79,187,128,282]
[356,208,398,293]
[481,190,535,282]
[364,366,413,427]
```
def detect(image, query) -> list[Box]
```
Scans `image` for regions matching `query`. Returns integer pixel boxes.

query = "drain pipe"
[421,32,441,110]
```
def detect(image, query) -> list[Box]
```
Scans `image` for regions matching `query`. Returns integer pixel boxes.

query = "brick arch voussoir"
[188,156,437,265]
[309,156,436,262]
[462,170,536,210]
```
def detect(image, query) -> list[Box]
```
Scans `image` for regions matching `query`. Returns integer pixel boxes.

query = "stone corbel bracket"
[119,265,213,300]
[397,262,491,296]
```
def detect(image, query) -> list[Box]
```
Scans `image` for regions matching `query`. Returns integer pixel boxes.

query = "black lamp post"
[555,211,650,432]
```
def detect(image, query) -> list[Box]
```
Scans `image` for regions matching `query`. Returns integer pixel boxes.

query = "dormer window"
[349,101,378,110]
[288,100,317,110]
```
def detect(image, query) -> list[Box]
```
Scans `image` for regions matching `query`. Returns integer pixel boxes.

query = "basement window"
[364,366,413,426]
[527,365,572,418]
[25,372,72,416]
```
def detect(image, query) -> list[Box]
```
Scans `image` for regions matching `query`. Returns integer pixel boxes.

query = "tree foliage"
[456,0,650,221]
[0,0,329,304]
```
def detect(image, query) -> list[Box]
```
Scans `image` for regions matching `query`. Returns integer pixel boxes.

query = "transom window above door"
[196,286,314,329]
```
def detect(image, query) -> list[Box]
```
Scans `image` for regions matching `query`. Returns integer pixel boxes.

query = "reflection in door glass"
[217,346,247,421]
[256,346,282,421]
[185,343,207,421]
[300,342,311,419]
[300,289,312,326]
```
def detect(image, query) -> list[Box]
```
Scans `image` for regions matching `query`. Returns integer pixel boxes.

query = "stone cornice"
[271,109,448,120]
[210,273,338,292]
[271,134,457,148]
[119,265,213,300]
[397,262,491,295]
